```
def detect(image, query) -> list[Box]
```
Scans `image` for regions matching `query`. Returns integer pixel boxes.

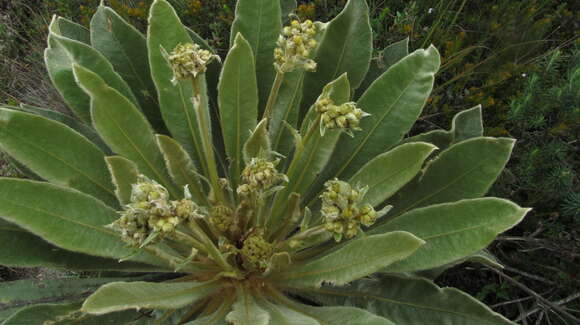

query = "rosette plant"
[0,0,529,324]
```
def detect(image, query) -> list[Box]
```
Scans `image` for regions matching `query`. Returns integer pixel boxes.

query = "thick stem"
[191,77,226,205]
[263,72,285,122]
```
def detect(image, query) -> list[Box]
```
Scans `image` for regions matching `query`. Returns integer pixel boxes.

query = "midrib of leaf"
[299,287,503,324]
[362,163,419,190]
[0,197,117,236]
[329,9,360,80]
[102,105,178,198]
[387,155,497,221]
[109,17,158,106]
[234,61,242,181]
[291,132,324,194]
[2,129,115,197]
[119,282,215,306]
[334,77,418,179]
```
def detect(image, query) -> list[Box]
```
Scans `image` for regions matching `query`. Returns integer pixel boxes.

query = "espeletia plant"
[0,0,529,324]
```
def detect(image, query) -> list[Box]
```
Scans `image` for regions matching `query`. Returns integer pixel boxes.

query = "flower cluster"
[320,179,377,241]
[240,230,273,271]
[274,19,318,73]
[209,204,234,233]
[112,176,200,247]
[168,42,218,82]
[237,158,288,195]
[315,97,368,135]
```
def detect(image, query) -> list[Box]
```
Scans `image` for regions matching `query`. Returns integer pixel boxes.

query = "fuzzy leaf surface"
[219,33,258,188]
[349,142,437,207]
[275,231,423,288]
[230,0,281,111]
[300,0,372,115]
[73,64,179,198]
[105,156,139,206]
[308,274,517,325]
[0,108,117,207]
[382,137,515,221]
[82,281,219,315]
[372,198,530,272]
[91,5,163,130]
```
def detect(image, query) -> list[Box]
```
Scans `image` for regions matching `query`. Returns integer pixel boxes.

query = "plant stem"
[189,220,233,272]
[263,72,285,121]
[191,77,226,205]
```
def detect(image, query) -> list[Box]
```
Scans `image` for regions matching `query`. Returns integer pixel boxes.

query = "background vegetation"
[1,0,578,323]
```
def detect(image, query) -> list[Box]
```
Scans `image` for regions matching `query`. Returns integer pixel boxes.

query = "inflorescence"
[274,19,318,73]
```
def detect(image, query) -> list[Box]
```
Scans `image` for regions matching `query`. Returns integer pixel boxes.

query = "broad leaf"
[243,118,270,162]
[259,301,319,325]
[382,137,515,220]
[105,156,140,206]
[147,0,206,173]
[15,103,109,152]
[349,142,437,207]
[219,33,258,188]
[308,274,517,325]
[313,45,440,189]
[0,219,155,271]
[46,16,139,123]
[156,135,206,204]
[56,17,90,44]
[372,198,529,272]
[403,105,483,150]
[296,305,396,325]
[72,64,180,198]
[0,107,117,207]
[0,178,159,265]
[82,281,219,315]
[226,288,270,325]
[275,231,423,288]
[300,0,372,116]
[90,5,163,130]
[268,74,350,230]
[355,37,409,99]
[1,303,80,325]
[230,0,281,112]
[270,70,305,157]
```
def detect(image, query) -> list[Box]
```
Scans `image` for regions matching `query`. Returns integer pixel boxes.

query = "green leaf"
[55,17,90,44]
[0,178,159,265]
[147,0,206,173]
[355,37,409,99]
[403,105,483,150]
[0,219,156,271]
[0,277,146,321]
[268,74,350,230]
[15,104,109,152]
[452,105,483,143]
[46,16,139,123]
[243,118,270,162]
[90,5,164,131]
[308,273,517,325]
[156,134,206,205]
[349,142,437,207]
[226,288,270,325]
[1,302,81,325]
[295,305,396,325]
[259,301,319,325]
[105,156,139,206]
[270,70,305,157]
[230,0,281,112]
[82,281,219,315]
[382,137,515,221]
[219,33,259,188]
[300,0,372,115]
[72,64,180,198]
[372,198,529,272]
[275,231,424,288]
[0,107,117,207]
[315,46,440,186]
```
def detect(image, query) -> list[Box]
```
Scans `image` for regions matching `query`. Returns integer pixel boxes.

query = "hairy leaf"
[275,231,423,288]
[105,156,139,206]
[226,288,270,325]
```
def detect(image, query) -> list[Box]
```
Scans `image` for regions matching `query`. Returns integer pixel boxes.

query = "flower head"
[315,97,369,135]
[168,43,219,82]
[239,158,288,193]
[274,19,318,73]
[320,179,377,241]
